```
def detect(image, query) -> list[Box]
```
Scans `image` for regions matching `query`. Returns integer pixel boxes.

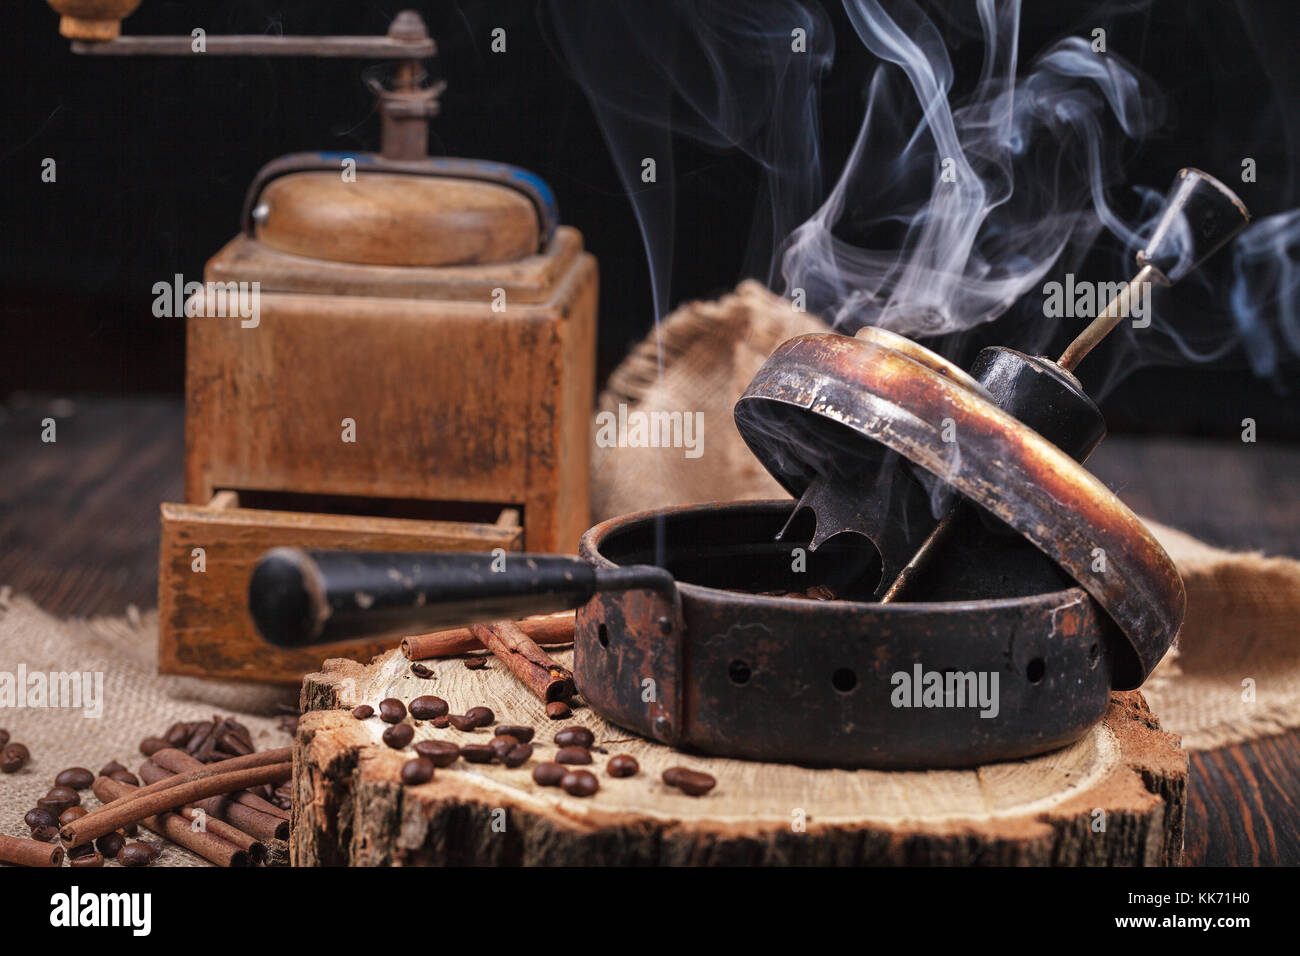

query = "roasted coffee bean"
[460,744,494,764]
[410,662,434,679]
[378,698,407,723]
[219,732,254,756]
[495,725,534,743]
[122,822,139,838]
[25,807,58,830]
[96,832,125,858]
[501,743,534,769]
[400,757,435,786]
[431,715,451,729]
[382,723,414,750]
[109,769,140,787]
[70,852,105,868]
[38,789,78,815]
[139,736,169,757]
[55,767,94,790]
[532,762,567,787]
[118,843,155,867]
[490,734,520,758]
[561,769,599,797]
[66,842,96,859]
[351,704,375,720]
[666,768,716,796]
[463,657,487,670]
[30,825,59,843]
[545,701,571,720]
[607,755,639,778]
[0,728,8,748]
[100,759,127,777]
[447,714,479,732]
[165,721,190,747]
[556,746,592,765]
[413,740,460,767]
[408,695,449,720]
[46,785,79,803]
[554,726,594,749]
[2,742,30,773]
[465,706,495,728]
[59,806,88,825]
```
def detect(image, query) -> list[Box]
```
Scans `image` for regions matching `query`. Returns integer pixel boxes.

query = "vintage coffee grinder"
[49,4,598,682]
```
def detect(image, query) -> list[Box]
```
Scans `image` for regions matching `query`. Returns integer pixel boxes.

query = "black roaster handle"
[249,548,602,647]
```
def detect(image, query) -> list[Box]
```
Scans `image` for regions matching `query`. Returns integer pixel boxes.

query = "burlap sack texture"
[0,587,294,866]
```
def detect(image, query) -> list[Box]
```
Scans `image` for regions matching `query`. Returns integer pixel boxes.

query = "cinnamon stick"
[174,805,267,864]
[468,620,576,703]
[139,761,288,842]
[0,832,64,867]
[149,748,290,820]
[93,777,252,867]
[402,612,574,660]
[62,760,290,846]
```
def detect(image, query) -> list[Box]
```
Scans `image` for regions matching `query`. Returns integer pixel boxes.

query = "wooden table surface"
[2,394,1297,865]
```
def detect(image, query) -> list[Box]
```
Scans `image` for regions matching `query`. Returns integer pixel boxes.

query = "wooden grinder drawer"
[158,492,523,684]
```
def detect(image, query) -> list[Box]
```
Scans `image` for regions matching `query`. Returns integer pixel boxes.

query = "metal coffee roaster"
[248,162,1247,768]
[48,5,597,682]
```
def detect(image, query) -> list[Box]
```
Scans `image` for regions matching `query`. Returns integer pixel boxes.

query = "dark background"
[1,0,1297,437]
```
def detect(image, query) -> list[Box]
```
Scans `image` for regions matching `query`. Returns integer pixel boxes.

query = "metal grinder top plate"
[734,331,1185,689]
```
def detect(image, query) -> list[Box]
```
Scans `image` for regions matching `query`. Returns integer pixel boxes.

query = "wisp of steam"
[550,0,1300,382]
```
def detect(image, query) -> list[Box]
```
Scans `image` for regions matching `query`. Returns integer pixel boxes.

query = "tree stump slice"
[295,648,1187,866]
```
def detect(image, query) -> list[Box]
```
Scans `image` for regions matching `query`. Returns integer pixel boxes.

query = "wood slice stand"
[295,648,1187,866]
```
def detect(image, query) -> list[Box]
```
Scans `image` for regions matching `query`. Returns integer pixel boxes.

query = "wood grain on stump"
[296,648,1187,866]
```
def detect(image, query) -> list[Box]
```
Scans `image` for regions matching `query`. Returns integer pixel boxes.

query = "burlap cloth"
[2,281,1296,864]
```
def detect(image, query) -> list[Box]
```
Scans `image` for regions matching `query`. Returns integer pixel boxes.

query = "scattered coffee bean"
[447,714,479,732]
[431,715,451,729]
[556,746,592,765]
[46,785,79,804]
[561,769,599,797]
[408,695,449,720]
[70,852,105,868]
[463,657,487,670]
[219,732,254,756]
[662,767,688,788]
[165,722,190,747]
[0,729,7,748]
[501,743,534,769]
[532,762,567,786]
[59,806,88,825]
[382,723,415,749]
[30,825,59,843]
[413,740,460,767]
[545,701,571,720]
[100,760,127,777]
[118,843,155,867]
[664,768,716,796]
[495,725,534,743]
[378,698,407,723]
[2,742,30,773]
[490,735,520,760]
[554,726,595,749]
[122,822,139,838]
[66,842,96,859]
[465,706,495,728]
[25,807,58,830]
[96,832,125,858]
[460,744,495,763]
[400,757,435,786]
[351,704,375,720]
[410,662,434,679]
[55,767,95,790]
[38,792,78,815]
[109,769,140,786]
[139,736,169,757]
[607,755,639,778]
